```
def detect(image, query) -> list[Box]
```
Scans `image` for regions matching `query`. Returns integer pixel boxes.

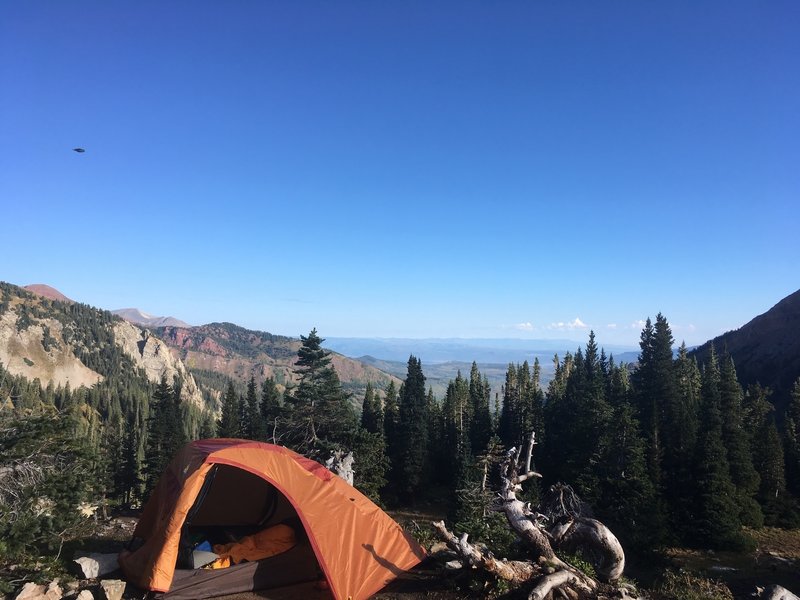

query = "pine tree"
[144,377,175,493]
[396,356,429,503]
[596,397,657,551]
[755,413,788,523]
[469,362,493,455]
[441,371,470,485]
[245,376,265,440]
[631,315,676,542]
[692,350,750,550]
[218,381,241,438]
[285,329,358,454]
[669,343,701,540]
[784,378,800,498]
[117,418,141,507]
[360,382,384,435]
[383,380,401,489]
[259,377,281,443]
[498,364,520,449]
[718,351,762,527]
[351,428,389,505]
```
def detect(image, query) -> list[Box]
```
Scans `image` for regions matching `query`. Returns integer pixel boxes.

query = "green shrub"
[652,569,734,600]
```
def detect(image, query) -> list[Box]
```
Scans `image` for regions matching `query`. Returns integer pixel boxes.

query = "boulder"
[73,553,119,579]
[76,590,94,600]
[99,579,125,600]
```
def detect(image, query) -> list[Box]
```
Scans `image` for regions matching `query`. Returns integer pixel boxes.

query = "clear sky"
[1,2,798,347]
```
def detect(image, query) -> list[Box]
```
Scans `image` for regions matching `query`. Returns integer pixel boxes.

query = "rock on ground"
[14,580,62,600]
[99,579,126,600]
[73,553,119,579]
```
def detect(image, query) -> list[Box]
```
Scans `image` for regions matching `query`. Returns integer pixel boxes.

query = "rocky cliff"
[112,321,204,410]
[0,308,103,389]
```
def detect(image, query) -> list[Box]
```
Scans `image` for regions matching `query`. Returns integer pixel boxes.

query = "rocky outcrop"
[112,321,204,410]
[0,310,103,389]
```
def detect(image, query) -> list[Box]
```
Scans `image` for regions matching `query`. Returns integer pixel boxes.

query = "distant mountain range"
[152,322,399,403]
[0,283,399,412]
[6,281,799,416]
[112,308,191,328]
[692,288,800,415]
[323,336,637,365]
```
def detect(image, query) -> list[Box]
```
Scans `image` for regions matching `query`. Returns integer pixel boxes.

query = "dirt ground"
[663,528,800,599]
[41,514,800,600]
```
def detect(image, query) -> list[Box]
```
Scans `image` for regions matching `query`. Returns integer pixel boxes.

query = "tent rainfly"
[119,439,425,600]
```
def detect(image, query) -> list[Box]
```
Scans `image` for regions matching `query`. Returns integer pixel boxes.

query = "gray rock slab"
[73,553,119,579]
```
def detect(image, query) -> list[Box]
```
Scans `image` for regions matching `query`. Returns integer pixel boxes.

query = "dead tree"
[326,450,354,486]
[434,432,627,600]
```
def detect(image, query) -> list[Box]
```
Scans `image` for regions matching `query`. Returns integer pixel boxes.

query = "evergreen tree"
[691,350,750,550]
[217,381,241,438]
[245,376,265,440]
[259,377,281,443]
[383,380,401,490]
[754,412,789,525]
[669,343,701,539]
[718,351,762,527]
[498,364,520,449]
[351,428,389,505]
[441,371,470,485]
[360,382,384,435]
[143,377,176,494]
[396,356,429,503]
[631,315,676,542]
[284,329,358,454]
[469,362,493,455]
[116,419,141,507]
[596,397,657,552]
[784,378,800,498]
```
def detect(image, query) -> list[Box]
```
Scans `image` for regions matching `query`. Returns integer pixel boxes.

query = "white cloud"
[606,323,618,329]
[514,322,534,331]
[629,319,647,329]
[548,317,588,330]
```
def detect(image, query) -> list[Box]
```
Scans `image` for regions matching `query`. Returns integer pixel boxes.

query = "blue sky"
[2,2,798,347]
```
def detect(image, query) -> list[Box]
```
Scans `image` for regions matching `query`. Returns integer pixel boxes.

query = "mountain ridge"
[112,307,191,328]
[691,287,800,414]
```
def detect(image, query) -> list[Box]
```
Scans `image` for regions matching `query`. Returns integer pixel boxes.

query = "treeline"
[134,318,800,556]
[366,315,800,554]
[4,308,800,562]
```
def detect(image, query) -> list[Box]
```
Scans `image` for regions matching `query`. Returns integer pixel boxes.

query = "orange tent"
[119,439,424,599]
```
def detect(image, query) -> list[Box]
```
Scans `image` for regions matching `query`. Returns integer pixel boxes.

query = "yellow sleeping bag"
[209,524,297,568]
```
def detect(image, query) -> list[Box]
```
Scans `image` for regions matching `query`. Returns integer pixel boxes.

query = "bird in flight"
[73,148,85,153]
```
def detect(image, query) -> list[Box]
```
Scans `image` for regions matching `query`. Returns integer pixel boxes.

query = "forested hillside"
[692,288,800,417]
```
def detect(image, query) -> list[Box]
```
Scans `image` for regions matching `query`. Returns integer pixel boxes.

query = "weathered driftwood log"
[434,431,625,599]
[757,585,800,600]
[325,450,354,485]
[432,520,537,584]
[549,517,625,582]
